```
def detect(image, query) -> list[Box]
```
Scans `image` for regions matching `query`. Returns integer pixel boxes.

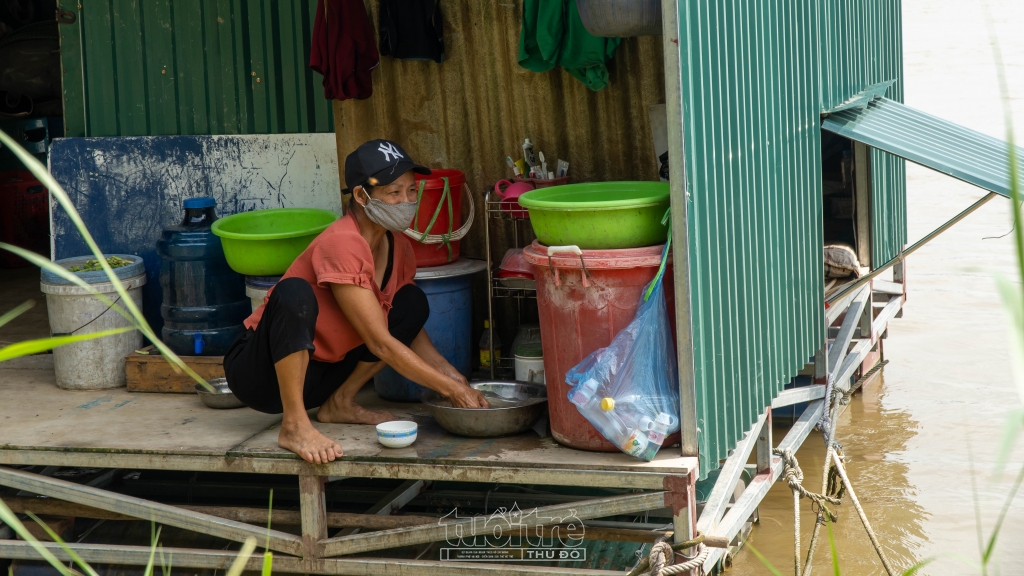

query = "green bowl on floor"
[211,208,340,275]
[516,182,670,249]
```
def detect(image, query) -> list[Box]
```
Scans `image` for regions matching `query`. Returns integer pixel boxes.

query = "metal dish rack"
[483,189,537,378]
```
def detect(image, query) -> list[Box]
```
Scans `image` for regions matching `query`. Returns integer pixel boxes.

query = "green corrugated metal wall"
[819,0,907,266]
[57,0,334,137]
[675,0,904,475]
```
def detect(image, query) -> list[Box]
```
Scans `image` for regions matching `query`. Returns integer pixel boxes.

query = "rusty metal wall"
[333,1,666,264]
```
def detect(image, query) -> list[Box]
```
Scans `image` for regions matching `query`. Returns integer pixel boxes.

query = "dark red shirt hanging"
[310,0,380,101]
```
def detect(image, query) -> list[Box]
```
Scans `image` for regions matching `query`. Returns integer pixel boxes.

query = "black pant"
[224,277,429,414]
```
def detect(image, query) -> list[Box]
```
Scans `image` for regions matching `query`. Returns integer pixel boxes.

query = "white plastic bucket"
[515,354,545,384]
[41,274,145,390]
[245,285,269,312]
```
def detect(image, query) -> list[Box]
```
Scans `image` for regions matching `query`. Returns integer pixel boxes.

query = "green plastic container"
[211,208,340,275]
[517,182,670,249]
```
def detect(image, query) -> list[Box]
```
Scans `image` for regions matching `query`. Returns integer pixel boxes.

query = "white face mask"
[358,189,419,232]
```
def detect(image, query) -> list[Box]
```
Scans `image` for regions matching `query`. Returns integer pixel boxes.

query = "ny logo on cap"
[378,142,404,162]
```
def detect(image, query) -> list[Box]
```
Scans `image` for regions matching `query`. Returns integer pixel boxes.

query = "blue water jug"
[158,198,250,356]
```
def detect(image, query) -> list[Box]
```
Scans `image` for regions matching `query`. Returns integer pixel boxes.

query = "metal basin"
[195,378,245,409]
[422,381,547,437]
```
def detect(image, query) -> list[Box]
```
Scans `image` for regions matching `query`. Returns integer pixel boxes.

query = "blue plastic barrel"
[374,259,487,401]
[157,198,250,356]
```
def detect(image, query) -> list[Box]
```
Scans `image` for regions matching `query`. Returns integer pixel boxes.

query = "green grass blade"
[0,130,212,391]
[142,526,162,576]
[25,512,99,576]
[902,557,936,576]
[743,543,786,576]
[0,498,76,576]
[983,462,1024,565]
[0,300,35,329]
[265,488,274,552]
[261,552,273,576]
[0,327,136,362]
[226,537,258,576]
[826,518,841,576]
[159,545,170,576]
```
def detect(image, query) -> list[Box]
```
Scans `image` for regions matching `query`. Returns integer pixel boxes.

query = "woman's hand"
[438,363,469,388]
[448,383,490,409]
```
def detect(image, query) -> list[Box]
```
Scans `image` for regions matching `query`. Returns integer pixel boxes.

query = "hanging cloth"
[378,0,444,63]
[310,0,380,101]
[518,0,621,91]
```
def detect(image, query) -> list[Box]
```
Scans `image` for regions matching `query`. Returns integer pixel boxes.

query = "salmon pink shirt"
[243,211,417,363]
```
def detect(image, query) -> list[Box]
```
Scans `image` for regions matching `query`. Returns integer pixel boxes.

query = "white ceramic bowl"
[376,421,418,448]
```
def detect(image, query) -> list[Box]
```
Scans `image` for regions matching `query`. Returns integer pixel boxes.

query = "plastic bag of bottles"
[565,243,680,461]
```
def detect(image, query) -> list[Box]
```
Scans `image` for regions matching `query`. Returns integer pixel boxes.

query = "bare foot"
[317,397,396,425]
[278,420,343,463]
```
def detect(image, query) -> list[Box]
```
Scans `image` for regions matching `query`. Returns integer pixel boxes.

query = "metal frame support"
[335,479,427,537]
[701,400,826,572]
[662,0,699,459]
[828,192,996,305]
[0,465,304,556]
[853,141,874,269]
[300,475,328,558]
[696,412,767,539]
[755,409,773,475]
[318,491,666,557]
[664,473,696,548]
[0,541,626,576]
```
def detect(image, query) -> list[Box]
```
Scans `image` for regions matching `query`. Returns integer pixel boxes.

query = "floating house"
[0,0,1020,574]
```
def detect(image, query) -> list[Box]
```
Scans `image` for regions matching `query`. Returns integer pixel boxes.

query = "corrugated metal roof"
[823,97,1024,198]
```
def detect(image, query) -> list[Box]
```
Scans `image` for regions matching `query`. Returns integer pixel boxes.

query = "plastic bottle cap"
[600,397,615,411]
[183,197,216,209]
[639,416,654,431]
[483,320,491,329]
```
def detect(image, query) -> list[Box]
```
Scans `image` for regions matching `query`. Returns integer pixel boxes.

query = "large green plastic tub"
[517,182,670,249]
[211,208,340,275]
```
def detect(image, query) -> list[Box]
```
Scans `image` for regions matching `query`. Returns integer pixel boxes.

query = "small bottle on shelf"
[479,320,502,368]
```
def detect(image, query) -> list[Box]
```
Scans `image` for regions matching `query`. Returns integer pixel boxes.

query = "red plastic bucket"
[410,169,465,267]
[523,241,676,452]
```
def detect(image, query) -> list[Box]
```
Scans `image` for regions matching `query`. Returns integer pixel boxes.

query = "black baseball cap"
[344,139,430,191]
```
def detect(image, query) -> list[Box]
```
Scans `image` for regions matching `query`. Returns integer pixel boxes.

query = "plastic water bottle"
[639,412,676,461]
[570,380,629,446]
[598,397,649,458]
[158,197,249,356]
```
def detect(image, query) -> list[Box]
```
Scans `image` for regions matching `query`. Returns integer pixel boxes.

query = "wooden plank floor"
[0,359,694,476]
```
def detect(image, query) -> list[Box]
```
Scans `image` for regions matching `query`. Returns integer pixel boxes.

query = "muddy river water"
[730,1,1024,573]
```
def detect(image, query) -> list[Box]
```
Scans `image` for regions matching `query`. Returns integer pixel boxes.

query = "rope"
[773,449,842,523]
[402,182,476,250]
[802,359,889,576]
[829,448,897,576]
[641,538,709,576]
[627,533,706,576]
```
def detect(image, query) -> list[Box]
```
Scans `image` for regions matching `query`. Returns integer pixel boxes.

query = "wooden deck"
[0,357,695,489]
[0,357,699,575]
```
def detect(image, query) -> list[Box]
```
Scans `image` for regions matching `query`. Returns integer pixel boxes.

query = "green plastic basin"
[211,208,340,275]
[517,182,670,249]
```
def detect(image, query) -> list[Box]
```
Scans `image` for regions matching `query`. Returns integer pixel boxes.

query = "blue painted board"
[49,134,342,336]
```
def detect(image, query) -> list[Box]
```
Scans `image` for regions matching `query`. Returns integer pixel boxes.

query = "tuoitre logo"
[438,504,586,562]
[378,142,404,162]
